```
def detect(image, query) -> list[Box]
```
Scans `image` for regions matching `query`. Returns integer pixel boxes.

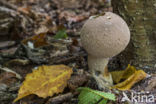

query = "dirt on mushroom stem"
[88,55,113,88]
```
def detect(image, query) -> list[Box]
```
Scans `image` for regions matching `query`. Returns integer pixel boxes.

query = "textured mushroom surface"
[81,12,130,58]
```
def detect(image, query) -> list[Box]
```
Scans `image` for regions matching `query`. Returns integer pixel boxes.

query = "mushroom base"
[88,55,113,89]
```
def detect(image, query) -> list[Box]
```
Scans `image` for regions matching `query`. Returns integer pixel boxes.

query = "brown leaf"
[145,74,156,91]
[22,33,49,48]
[59,10,88,22]
[18,6,31,15]
[0,72,17,86]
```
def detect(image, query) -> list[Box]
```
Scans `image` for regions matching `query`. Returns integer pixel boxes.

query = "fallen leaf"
[54,29,68,39]
[59,10,88,22]
[111,70,124,84]
[14,65,73,102]
[48,24,66,34]
[145,74,156,91]
[54,0,80,9]
[111,65,136,83]
[0,72,17,85]
[111,65,147,91]
[22,33,48,48]
[18,6,31,15]
[77,87,115,104]
[113,70,147,90]
[34,25,49,35]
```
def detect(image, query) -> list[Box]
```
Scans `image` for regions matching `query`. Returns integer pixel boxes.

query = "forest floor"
[0,0,155,104]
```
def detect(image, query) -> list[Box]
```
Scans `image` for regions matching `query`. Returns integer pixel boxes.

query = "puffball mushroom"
[80,12,130,89]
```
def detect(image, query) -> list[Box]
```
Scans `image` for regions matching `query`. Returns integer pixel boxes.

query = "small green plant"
[54,29,68,39]
[77,87,115,104]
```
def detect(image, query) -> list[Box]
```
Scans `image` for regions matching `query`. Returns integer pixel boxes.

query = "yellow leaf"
[111,65,147,91]
[22,33,48,48]
[14,65,73,102]
[111,70,124,84]
[121,65,136,80]
[111,64,136,83]
[113,70,147,90]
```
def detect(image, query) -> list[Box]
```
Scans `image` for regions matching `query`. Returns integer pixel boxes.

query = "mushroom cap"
[80,12,130,58]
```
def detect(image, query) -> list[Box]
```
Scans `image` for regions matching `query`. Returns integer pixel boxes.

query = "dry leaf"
[113,70,147,90]
[111,65,147,91]
[0,72,17,85]
[59,10,88,22]
[14,65,73,102]
[34,26,49,35]
[111,65,136,83]
[145,74,156,91]
[111,70,124,84]
[22,33,48,48]
[18,7,31,15]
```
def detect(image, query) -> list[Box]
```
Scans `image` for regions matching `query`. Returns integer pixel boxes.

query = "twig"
[46,93,73,104]
[0,66,22,79]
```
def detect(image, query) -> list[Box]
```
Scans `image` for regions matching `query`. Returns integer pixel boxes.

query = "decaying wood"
[46,93,73,104]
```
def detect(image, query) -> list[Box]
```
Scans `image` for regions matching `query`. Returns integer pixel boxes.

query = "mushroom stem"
[88,55,113,88]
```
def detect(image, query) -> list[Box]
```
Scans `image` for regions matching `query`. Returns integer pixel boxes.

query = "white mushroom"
[80,12,130,89]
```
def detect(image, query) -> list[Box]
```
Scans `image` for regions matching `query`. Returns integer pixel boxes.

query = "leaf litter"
[0,0,155,104]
